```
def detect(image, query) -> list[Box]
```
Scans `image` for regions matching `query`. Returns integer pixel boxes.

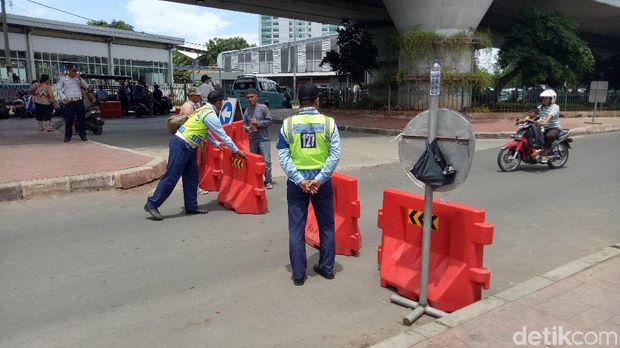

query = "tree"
[496,8,594,91]
[204,37,254,66]
[87,19,134,31]
[172,50,193,66]
[320,23,378,84]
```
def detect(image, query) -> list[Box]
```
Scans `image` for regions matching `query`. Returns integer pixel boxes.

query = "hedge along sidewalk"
[371,243,620,348]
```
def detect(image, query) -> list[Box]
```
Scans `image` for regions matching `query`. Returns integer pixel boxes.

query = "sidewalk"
[373,244,620,348]
[0,118,166,201]
[1,113,620,202]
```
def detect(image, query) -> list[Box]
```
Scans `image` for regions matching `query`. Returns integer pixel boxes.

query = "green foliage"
[320,23,379,84]
[204,37,255,66]
[497,7,595,88]
[173,70,191,83]
[87,19,134,31]
[172,51,192,66]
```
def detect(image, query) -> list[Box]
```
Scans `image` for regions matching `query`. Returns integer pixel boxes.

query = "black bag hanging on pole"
[410,139,456,188]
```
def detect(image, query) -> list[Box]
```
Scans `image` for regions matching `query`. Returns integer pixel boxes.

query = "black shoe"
[80,136,88,141]
[144,203,164,220]
[313,264,335,280]
[63,137,71,142]
[186,208,208,215]
[293,277,306,286]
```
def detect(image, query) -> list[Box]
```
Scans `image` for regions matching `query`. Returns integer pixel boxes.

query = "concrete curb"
[1,140,167,202]
[370,243,620,348]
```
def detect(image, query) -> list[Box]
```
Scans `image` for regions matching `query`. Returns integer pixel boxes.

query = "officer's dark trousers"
[64,100,85,139]
[287,178,335,280]
[147,136,199,212]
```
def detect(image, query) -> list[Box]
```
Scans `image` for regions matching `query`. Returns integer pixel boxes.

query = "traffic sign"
[219,97,243,125]
[232,157,244,169]
[589,81,608,103]
[398,108,475,192]
[408,209,438,231]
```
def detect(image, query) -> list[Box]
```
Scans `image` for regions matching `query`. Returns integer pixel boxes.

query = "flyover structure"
[167,0,620,106]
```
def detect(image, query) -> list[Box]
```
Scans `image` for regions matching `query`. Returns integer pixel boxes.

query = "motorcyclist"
[536,89,561,164]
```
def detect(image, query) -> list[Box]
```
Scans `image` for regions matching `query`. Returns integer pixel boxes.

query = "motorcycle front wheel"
[93,126,103,135]
[497,148,521,172]
[547,143,569,169]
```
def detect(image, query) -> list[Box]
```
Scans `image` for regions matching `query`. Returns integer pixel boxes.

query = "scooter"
[497,120,572,172]
[85,106,104,135]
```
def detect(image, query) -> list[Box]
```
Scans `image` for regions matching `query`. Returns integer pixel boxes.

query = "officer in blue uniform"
[277,83,341,286]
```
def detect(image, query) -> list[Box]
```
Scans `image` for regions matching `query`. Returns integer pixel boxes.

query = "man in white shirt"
[57,65,89,142]
[197,74,215,104]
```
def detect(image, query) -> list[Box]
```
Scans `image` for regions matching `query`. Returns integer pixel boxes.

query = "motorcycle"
[497,120,572,172]
[153,95,172,115]
[11,97,26,118]
[85,106,104,135]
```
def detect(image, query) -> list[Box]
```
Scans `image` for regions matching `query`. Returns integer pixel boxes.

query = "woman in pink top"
[31,74,56,131]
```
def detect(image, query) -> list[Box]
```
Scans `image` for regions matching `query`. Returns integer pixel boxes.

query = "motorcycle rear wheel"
[547,143,568,169]
[497,148,521,172]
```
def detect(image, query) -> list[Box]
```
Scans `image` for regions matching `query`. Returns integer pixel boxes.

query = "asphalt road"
[1,127,618,347]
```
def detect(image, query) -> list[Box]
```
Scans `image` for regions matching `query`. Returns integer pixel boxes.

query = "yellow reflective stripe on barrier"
[232,158,244,169]
[407,209,438,231]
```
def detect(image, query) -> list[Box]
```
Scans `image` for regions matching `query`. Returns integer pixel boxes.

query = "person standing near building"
[277,83,341,286]
[144,91,247,221]
[31,74,56,132]
[197,74,215,104]
[243,89,273,189]
[118,82,131,116]
[57,65,89,142]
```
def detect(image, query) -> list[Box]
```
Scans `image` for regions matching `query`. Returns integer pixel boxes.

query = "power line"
[23,0,95,22]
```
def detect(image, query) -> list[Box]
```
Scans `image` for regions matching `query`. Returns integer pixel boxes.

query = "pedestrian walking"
[197,74,215,104]
[243,89,273,189]
[277,83,341,286]
[144,91,247,221]
[31,74,56,132]
[57,65,89,142]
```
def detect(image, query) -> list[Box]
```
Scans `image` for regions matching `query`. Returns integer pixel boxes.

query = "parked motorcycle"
[153,95,172,115]
[497,120,572,172]
[11,97,26,118]
[85,106,104,135]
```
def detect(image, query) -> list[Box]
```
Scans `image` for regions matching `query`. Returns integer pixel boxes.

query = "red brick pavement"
[0,118,153,184]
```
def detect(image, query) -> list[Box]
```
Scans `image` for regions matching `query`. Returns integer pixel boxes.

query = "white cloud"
[126,0,231,45]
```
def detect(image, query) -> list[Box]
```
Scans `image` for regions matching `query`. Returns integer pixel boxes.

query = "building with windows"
[217,33,339,89]
[259,16,338,46]
[0,14,183,86]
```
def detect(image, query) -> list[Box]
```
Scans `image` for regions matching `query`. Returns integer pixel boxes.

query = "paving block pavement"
[0,118,165,201]
[371,244,620,347]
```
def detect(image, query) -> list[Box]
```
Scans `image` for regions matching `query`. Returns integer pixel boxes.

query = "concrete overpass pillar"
[382,0,493,109]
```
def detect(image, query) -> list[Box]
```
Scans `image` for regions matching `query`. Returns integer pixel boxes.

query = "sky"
[6,0,260,47]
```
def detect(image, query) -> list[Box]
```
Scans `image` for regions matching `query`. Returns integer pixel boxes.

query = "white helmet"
[539,89,557,104]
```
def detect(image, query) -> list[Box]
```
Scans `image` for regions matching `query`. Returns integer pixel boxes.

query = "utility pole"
[1,0,13,82]
[292,19,297,103]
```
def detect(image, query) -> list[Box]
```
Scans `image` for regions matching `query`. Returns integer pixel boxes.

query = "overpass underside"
[167,0,620,108]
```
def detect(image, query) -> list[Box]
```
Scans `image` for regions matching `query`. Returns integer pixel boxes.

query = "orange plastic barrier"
[197,121,250,192]
[217,148,268,214]
[305,172,362,256]
[197,142,223,191]
[377,189,493,312]
[99,101,123,118]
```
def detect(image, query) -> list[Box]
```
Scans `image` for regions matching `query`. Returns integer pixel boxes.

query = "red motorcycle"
[497,120,572,172]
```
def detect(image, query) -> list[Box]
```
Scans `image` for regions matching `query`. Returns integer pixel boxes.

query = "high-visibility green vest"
[283,113,334,170]
[178,104,215,146]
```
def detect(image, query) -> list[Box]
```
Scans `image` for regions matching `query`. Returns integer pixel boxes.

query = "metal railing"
[319,85,620,112]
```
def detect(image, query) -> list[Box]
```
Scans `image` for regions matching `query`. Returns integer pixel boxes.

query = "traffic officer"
[57,65,89,142]
[145,90,246,221]
[277,83,341,286]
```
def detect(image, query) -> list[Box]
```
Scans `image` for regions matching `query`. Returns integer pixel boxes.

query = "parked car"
[232,75,287,110]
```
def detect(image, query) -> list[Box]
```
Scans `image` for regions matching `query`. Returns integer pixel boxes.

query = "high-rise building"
[259,16,339,46]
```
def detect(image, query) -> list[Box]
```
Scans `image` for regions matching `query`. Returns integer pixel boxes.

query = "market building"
[0,14,184,86]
